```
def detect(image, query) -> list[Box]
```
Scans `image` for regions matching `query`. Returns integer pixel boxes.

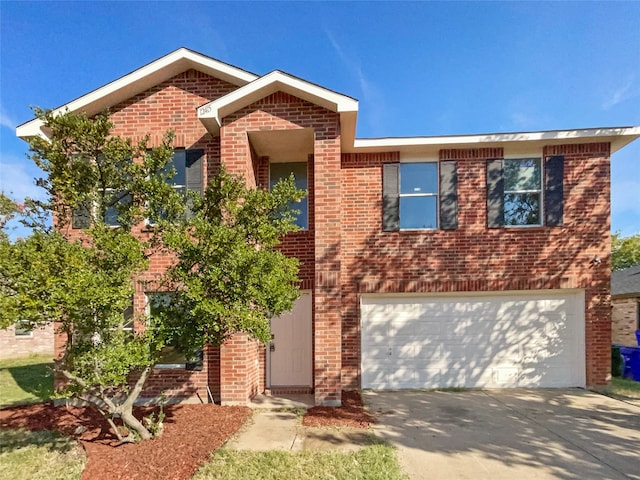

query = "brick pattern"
[53,69,237,400]
[220,92,341,405]
[0,323,54,359]
[340,143,612,388]
[52,65,616,404]
[612,297,640,346]
[219,333,263,404]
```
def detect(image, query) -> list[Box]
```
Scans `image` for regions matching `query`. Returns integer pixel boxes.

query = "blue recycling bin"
[619,346,640,382]
[635,330,640,346]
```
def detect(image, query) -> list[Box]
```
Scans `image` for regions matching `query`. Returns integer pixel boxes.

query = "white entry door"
[361,291,585,389]
[269,292,312,387]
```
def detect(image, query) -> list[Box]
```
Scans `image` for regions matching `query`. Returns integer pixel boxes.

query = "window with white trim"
[399,162,438,230]
[14,320,32,337]
[503,158,542,226]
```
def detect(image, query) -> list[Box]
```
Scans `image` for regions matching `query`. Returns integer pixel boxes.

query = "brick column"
[219,333,261,404]
[313,125,342,406]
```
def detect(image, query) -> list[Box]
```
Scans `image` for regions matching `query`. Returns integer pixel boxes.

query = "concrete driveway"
[363,389,640,480]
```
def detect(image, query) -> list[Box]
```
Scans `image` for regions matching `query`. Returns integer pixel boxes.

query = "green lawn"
[0,428,86,480]
[193,445,407,480]
[0,354,54,407]
[607,377,640,399]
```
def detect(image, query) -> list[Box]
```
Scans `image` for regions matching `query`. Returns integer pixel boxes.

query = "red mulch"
[0,402,250,480]
[303,390,375,428]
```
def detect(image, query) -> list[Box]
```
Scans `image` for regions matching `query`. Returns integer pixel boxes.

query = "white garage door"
[361,291,585,389]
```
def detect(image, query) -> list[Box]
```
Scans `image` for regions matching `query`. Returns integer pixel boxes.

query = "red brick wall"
[220,92,341,404]
[340,143,612,388]
[219,333,263,404]
[0,323,54,359]
[53,70,238,400]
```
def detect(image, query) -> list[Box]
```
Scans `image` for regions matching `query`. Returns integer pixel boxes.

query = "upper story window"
[383,161,457,232]
[503,158,542,226]
[269,162,308,230]
[147,149,204,225]
[399,163,439,230]
[487,155,564,229]
[104,190,132,227]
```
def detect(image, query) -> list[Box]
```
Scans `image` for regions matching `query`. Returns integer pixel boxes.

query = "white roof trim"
[350,127,640,154]
[16,48,258,139]
[197,70,358,134]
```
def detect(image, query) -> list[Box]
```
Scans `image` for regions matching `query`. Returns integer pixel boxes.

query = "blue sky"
[1,1,639,235]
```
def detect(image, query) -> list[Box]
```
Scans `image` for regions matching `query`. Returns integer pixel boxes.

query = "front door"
[269,292,312,387]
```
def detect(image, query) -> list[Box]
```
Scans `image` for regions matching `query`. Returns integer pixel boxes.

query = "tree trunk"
[119,408,152,441]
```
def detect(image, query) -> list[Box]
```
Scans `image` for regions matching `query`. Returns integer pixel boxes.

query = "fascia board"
[17,48,258,140]
[197,71,359,129]
[350,127,640,154]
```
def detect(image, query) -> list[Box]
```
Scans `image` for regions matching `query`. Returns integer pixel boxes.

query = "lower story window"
[14,320,32,337]
[146,293,202,370]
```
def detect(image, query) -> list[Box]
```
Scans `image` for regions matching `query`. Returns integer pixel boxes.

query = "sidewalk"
[226,394,374,452]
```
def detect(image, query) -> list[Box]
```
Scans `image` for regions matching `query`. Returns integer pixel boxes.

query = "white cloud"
[0,153,45,202]
[324,29,386,136]
[602,75,640,110]
[0,107,16,130]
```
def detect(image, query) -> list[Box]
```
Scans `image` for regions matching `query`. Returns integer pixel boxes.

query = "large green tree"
[0,110,303,442]
[612,232,640,270]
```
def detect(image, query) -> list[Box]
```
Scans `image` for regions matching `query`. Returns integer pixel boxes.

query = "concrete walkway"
[226,394,374,452]
[365,389,640,480]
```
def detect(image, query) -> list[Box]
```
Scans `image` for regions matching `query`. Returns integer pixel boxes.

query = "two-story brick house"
[17,48,640,406]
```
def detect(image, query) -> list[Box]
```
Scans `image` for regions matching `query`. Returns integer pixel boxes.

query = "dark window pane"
[504,193,541,225]
[400,163,437,194]
[164,150,186,186]
[504,158,541,191]
[157,346,187,364]
[400,196,438,229]
[104,192,132,226]
[269,162,308,229]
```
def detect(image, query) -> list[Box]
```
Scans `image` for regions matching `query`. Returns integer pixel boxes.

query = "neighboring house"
[16,48,640,406]
[0,322,54,360]
[612,265,640,346]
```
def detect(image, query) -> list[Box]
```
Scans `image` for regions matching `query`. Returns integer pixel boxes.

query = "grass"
[0,428,86,480]
[607,377,640,399]
[0,354,54,407]
[193,444,407,480]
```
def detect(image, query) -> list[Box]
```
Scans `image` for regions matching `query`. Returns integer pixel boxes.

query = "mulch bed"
[0,390,372,478]
[303,390,375,428]
[0,402,251,480]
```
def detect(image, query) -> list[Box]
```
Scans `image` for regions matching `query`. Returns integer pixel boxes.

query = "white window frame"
[268,161,309,230]
[398,160,439,231]
[503,156,543,228]
[14,320,33,338]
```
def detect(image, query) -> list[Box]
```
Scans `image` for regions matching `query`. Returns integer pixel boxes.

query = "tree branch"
[123,365,152,409]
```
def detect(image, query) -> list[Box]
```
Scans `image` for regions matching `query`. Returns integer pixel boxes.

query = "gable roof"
[197,70,359,149]
[16,47,258,139]
[15,48,640,156]
[612,265,640,297]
